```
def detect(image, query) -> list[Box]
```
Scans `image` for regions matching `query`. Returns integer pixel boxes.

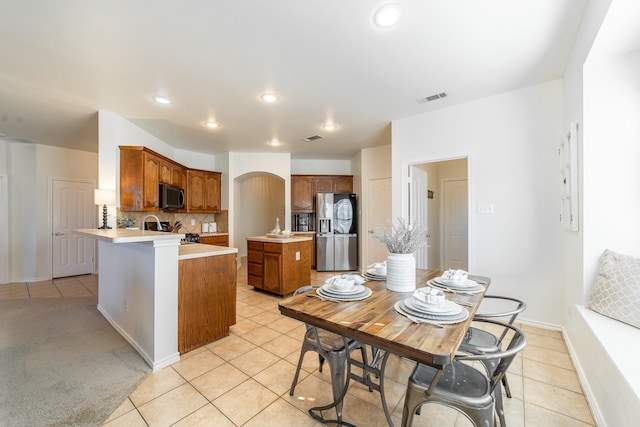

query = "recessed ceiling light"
[373,3,404,28]
[260,92,279,103]
[268,139,282,147]
[152,95,171,105]
[322,123,337,131]
[204,121,219,129]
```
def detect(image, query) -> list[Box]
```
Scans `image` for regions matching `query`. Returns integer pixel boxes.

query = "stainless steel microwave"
[159,183,185,209]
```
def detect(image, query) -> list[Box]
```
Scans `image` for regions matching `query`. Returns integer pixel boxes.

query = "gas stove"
[181,233,201,243]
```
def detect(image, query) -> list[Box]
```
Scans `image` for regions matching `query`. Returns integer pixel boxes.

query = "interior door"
[442,179,468,270]
[366,178,391,268]
[52,180,95,278]
[409,166,429,269]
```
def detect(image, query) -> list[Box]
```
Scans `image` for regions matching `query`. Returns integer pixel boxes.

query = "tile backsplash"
[116,209,228,234]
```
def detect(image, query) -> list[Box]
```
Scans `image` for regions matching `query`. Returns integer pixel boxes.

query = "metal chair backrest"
[474,295,526,342]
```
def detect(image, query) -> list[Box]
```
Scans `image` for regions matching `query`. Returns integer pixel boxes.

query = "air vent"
[417,92,448,104]
[302,134,323,142]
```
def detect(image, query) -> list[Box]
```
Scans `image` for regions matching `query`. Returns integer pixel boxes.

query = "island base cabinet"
[178,253,236,354]
[246,238,311,296]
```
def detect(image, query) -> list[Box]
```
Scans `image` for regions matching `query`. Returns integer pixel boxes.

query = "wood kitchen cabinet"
[160,159,186,189]
[200,235,229,247]
[120,147,160,211]
[291,175,353,213]
[246,237,312,296]
[186,169,221,213]
[178,253,236,354]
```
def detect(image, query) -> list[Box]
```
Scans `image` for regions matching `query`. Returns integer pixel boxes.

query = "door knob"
[54,232,64,236]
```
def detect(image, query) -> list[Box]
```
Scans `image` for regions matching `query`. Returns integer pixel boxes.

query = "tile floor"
[1,267,596,427]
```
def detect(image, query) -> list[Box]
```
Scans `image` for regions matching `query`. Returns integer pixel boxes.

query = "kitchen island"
[75,229,237,370]
[246,235,312,296]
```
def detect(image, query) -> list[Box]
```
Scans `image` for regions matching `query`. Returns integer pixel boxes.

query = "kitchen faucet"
[141,214,162,231]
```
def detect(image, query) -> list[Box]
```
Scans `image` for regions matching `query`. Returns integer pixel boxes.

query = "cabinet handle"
[54,232,65,236]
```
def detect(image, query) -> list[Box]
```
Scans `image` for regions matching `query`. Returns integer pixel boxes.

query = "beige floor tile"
[284,373,336,414]
[253,358,302,395]
[267,315,304,334]
[137,383,208,427]
[171,403,236,427]
[241,325,283,346]
[102,407,148,427]
[236,303,265,318]
[230,346,280,377]
[261,333,305,358]
[523,358,583,393]
[285,323,308,339]
[520,324,563,339]
[0,282,29,299]
[229,317,262,335]
[526,330,569,353]
[103,398,135,423]
[523,377,594,424]
[191,363,249,401]
[213,378,279,425]
[171,350,225,381]
[129,367,187,407]
[55,281,93,297]
[392,399,460,427]
[525,402,595,426]
[206,334,257,361]
[501,396,525,427]
[249,310,283,325]
[523,343,574,370]
[243,398,319,427]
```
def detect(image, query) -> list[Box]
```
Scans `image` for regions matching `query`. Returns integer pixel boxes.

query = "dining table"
[278,269,490,427]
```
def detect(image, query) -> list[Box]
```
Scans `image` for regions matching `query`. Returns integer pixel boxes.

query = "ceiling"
[0,0,588,159]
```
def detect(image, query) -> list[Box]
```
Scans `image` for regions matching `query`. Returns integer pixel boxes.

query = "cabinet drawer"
[248,262,263,277]
[248,274,263,287]
[263,242,283,253]
[248,250,263,264]
[247,241,263,251]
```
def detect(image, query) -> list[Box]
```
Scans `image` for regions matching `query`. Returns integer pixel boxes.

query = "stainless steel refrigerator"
[316,193,358,271]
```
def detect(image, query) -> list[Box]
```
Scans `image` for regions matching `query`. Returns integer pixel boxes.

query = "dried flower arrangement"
[372,217,428,254]
[117,216,137,228]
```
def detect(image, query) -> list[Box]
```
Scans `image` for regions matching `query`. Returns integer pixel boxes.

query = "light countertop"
[178,243,238,260]
[75,228,184,243]
[246,235,313,243]
[199,232,229,237]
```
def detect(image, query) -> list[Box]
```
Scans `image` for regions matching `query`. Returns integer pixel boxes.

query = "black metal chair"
[402,319,527,427]
[288,285,369,422]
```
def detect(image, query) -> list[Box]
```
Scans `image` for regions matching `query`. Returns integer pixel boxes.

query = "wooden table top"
[278,270,490,367]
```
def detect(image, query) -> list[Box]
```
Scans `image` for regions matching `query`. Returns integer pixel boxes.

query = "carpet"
[0,296,151,426]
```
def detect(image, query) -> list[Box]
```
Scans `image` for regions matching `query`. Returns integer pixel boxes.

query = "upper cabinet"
[186,169,221,213]
[291,175,353,213]
[120,146,221,213]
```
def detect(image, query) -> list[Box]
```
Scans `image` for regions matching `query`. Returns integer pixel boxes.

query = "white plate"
[405,298,463,315]
[394,302,469,324]
[317,287,372,301]
[322,283,365,295]
[362,272,386,281]
[428,279,485,294]
[366,268,386,277]
[432,278,478,288]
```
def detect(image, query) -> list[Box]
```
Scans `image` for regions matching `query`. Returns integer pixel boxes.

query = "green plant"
[372,217,428,254]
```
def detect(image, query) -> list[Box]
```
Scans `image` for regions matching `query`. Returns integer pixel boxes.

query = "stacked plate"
[317,283,373,301]
[395,297,469,324]
[428,277,485,294]
[363,268,386,281]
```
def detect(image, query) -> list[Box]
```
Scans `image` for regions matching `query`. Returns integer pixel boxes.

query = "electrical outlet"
[190,219,195,225]
[296,251,300,261]
[477,204,495,214]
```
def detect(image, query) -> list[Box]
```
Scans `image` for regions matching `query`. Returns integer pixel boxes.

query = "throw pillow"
[587,249,640,329]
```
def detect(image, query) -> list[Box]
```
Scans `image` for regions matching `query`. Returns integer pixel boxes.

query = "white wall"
[392,81,565,326]
[291,158,351,175]
[1,142,97,282]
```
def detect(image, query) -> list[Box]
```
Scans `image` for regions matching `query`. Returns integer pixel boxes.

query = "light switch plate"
[296,251,300,260]
[478,204,494,214]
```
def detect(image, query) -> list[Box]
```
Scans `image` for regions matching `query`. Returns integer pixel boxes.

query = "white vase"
[385,253,416,292]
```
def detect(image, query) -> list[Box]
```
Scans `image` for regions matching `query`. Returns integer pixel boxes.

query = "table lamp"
[94,189,116,229]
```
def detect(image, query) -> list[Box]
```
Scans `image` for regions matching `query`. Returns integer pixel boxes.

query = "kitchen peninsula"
[247,235,312,296]
[75,228,238,370]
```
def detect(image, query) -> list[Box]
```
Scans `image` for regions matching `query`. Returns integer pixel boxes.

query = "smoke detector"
[417,92,448,104]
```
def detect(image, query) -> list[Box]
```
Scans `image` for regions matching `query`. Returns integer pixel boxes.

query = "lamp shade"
[94,189,116,206]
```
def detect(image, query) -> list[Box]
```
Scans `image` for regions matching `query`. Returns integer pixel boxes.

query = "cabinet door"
[204,172,221,212]
[159,160,172,184]
[200,235,228,246]
[263,252,282,294]
[143,153,159,210]
[291,176,314,212]
[187,170,205,211]
[333,176,353,193]
[172,165,186,189]
[315,177,334,193]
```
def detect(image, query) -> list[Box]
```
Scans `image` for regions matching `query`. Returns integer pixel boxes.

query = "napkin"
[440,269,468,284]
[413,287,445,306]
[326,274,365,289]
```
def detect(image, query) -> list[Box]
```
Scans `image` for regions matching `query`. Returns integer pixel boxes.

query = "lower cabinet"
[246,238,311,296]
[178,253,236,354]
[200,235,229,247]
